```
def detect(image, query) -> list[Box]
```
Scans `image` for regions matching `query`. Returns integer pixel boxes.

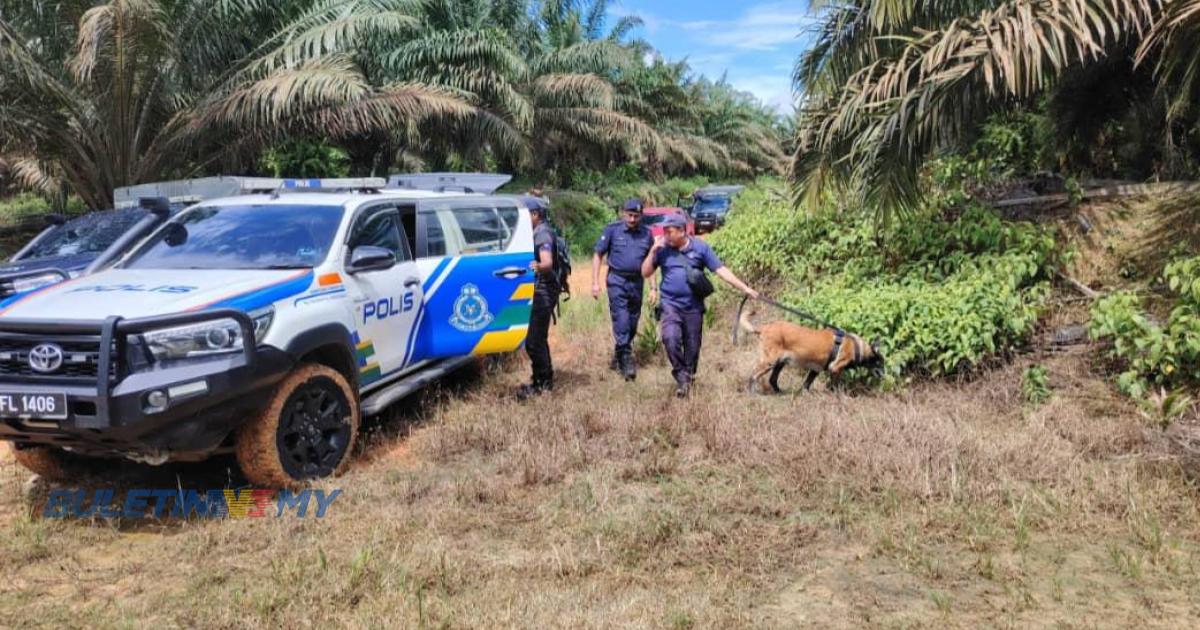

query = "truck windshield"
[21,209,145,259]
[694,197,730,213]
[124,204,344,270]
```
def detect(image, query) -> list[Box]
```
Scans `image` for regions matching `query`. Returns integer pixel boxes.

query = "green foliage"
[711,183,1058,379]
[970,110,1054,178]
[260,139,351,179]
[0,193,52,226]
[1089,256,1200,410]
[547,191,610,257]
[0,193,86,227]
[1022,365,1052,406]
[634,303,661,363]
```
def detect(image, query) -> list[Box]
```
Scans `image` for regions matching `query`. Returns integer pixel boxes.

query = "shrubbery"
[710,183,1059,379]
[0,193,57,226]
[1090,256,1200,415]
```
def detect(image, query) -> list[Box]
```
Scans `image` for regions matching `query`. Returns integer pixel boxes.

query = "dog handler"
[642,214,759,397]
[592,198,657,381]
[518,198,560,400]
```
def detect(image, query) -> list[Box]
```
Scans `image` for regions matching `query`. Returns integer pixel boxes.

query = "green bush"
[1089,256,1200,403]
[0,193,53,227]
[710,183,1058,379]
[260,139,350,178]
[547,191,612,257]
[1022,365,1051,405]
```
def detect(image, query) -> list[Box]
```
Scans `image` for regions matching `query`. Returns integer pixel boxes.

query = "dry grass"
[0,288,1199,628]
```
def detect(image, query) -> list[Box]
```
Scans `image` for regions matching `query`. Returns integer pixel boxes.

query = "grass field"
[1,269,1199,628]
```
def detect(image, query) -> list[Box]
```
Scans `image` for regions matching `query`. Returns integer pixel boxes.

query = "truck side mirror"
[347,246,396,274]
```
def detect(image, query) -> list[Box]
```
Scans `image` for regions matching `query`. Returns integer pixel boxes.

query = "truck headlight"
[143,307,274,361]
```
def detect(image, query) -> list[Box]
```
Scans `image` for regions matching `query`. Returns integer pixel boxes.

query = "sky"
[609,1,814,114]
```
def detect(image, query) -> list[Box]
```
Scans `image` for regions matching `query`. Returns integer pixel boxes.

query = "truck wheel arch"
[284,324,359,392]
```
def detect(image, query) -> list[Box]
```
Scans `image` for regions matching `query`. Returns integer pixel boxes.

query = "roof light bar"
[386,173,512,195]
[114,176,386,208]
[278,178,386,190]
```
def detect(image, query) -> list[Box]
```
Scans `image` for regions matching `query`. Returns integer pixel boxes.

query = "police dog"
[739,308,884,394]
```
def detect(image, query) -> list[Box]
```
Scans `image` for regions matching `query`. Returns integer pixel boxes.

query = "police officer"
[592,199,657,381]
[642,214,758,397]
[518,197,560,400]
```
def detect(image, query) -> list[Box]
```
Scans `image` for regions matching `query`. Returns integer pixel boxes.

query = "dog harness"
[825,329,846,369]
[825,329,865,370]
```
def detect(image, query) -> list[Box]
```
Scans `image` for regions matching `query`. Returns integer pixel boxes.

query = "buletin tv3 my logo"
[42,488,342,518]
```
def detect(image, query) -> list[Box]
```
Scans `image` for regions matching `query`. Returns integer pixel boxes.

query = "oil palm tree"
[0,0,476,208]
[792,0,1164,217]
[386,0,660,176]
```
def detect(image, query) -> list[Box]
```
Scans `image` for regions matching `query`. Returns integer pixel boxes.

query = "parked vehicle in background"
[687,185,744,233]
[0,178,539,488]
[0,203,178,298]
[642,207,695,238]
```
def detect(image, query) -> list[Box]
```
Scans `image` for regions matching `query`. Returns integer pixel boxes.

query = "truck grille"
[0,334,113,381]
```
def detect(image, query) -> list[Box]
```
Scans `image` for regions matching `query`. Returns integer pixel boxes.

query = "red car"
[641,207,696,238]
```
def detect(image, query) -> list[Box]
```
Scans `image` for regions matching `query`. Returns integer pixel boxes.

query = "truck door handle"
[404,277,421,288]
[493,266,529,279]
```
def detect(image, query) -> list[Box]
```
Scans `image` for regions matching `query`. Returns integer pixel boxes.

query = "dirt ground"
[1,265,1199,628]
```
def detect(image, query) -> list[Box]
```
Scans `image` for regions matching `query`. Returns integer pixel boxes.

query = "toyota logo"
[28,343,65,374]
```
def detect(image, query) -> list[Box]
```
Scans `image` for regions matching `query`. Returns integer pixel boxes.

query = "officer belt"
[609,270,643,280]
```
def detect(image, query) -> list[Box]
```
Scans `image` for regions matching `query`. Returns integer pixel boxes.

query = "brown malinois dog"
[739,308,884,393]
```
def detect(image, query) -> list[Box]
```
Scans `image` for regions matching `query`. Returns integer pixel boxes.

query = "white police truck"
[0,178,537,487]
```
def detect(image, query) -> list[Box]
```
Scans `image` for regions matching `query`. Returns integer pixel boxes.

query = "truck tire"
[236,363,359,489]
[10,444,86,481]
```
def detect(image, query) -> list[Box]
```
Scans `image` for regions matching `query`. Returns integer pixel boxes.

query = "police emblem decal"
[449,284,493,332]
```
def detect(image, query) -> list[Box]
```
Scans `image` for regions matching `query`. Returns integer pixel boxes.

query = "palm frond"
[70,0,168,83]
[313,81,478,137]
[1137,0,1200,114]
[532,72,615,108]
[531,39,635,75]
[196,56,373,130]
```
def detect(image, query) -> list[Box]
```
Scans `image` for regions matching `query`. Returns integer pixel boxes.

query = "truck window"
[22,208,145,260]
[497,206,519,234]
[451,207,503,254]
[349,208,410,262]
[421,211,449,258]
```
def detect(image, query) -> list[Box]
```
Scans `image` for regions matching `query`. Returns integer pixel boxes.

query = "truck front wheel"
[236,363,359,488]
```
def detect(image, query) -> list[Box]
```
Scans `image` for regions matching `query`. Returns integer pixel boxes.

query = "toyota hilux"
[0,180,537,487]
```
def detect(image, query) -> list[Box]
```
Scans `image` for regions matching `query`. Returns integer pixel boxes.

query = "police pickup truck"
[0,179,536,487]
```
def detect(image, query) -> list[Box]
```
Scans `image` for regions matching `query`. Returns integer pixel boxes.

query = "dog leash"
[733,294,837,344]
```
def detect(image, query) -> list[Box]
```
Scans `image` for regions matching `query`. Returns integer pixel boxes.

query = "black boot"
[674,378,691,399]
[516,378,553,401]
[619,349,637,382]
[609,348,620,372]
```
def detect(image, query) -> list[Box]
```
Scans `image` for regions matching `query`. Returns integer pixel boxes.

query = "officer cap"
[661,213,687,230]
[621,198,644,213]
[523,196,550,217]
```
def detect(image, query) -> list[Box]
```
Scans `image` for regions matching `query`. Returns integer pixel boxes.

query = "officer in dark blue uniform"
[518,197,560,400]
[642,214,758,397]
[592,199,656,381]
